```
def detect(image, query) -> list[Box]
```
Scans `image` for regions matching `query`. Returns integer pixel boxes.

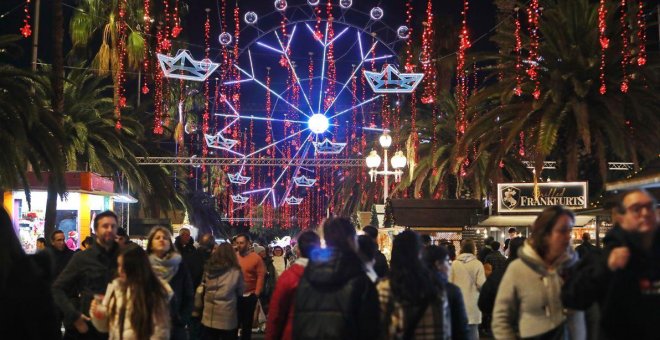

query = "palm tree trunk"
[566,144,579,181]
[44,0,65,239]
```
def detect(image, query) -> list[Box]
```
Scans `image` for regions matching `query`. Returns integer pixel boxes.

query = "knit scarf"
[149,252,182,282]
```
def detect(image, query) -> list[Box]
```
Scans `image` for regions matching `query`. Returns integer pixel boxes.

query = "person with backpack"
[378,230,453,339]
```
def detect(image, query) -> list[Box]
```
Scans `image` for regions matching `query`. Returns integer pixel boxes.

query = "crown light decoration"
[231,194,249,204]
[312,138,347,155]
[285,196,304,205]
[363,64,424,93]
[228,173,251,185]
[293,175,317,187]
[205,132,239,150]
[157,50,219,82]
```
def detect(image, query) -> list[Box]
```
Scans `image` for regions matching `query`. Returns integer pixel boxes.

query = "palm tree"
[457,0,660,184]
[0,35,66,216]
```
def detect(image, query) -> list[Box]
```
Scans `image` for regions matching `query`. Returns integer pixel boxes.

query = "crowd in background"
[0,188,658,340]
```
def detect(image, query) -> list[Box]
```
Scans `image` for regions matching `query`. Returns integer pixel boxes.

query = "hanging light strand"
[620,0,630,93]
[598,0,609,94]
[202,10,211,158]
[114,0,129,130]
[514,7,523,96]
[420,0,436,104]
[20,0,32,38]
[526,0,541,99]
[456,0,470,136]
[635,0,646,66]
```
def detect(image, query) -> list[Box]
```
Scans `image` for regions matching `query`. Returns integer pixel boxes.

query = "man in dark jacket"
[484,241,507,274]
[362,225,389,278]
[477,236,494,263]
[293,217,380,339]
[48,229,74,279]
[52,210,119,340]
[562,189,660,340]
[575,232,598,259]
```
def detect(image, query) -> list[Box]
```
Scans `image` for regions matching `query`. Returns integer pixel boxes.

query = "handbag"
[192,274,206,318]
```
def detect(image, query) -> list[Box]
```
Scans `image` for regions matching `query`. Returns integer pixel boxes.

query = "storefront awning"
[478,215,596,227]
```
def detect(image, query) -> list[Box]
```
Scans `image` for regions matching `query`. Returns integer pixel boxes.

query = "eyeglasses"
[624,202,655,216]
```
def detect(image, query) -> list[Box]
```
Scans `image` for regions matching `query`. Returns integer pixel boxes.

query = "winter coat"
[201,266,243,331]
[91,278,172,340]
[293,249,380,340]
[492,242,585,339]
[574,240,598,260]
[484,251,507,276]
[167,260,194,337]
[175,236,207,289]
[0,252,61,339]
[263,256,277,299]
[273,255,286,278]
[562,225,660,340]
[477,260,512,316]
[449,253,486,325]
[47,246,75,279]
[377,278,452,340]
[374,250,389,278]
[266,258,308,340]
[52,241,119,327]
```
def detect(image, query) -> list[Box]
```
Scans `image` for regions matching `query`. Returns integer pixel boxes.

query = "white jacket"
[491,242,585,339]
[91,278,172,340]
[450,253,486,324]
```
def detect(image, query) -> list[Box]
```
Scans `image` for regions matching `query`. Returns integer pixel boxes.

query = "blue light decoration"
[228,173,251,185]
[157,50,219,82]
[363,64,424,94]
[313,138,347,155]
[293,175,317,187]
[285,196,304,205]
[218,32,233,46]
[231,194,249,204]
[208,8,404,208]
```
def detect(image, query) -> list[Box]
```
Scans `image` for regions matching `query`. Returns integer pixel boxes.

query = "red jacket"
[265,260,307,340]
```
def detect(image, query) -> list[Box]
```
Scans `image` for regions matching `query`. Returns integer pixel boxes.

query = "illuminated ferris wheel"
[202,1,415,210]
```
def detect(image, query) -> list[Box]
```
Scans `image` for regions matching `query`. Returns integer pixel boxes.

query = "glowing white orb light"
[274,0,287,11]
[244,12,258,25]
[307,0,320,6]
[397,25,410,39]
[218,32,233,46]
[370,7,384,20]
[339,0,352,9]
[308,113,330,134]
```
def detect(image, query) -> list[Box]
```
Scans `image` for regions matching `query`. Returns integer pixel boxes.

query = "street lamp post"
[366,132,407,204]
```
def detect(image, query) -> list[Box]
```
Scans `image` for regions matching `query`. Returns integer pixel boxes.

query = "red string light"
[620,0,630,93]
[114,0,129,130]
[514,7,523,96]
[142,0,151,95]
[598,0,609,94]
[635,0,646,66]
[526,0,541,100]
[456,0,470,137]
[325,0,336,113]
[519,131,525,157]
[153,26,164,134]
[420,0,436,104]
[202,11,211,158]
[20,0,32,38]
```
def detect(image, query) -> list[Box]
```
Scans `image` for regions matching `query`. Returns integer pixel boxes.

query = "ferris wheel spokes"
[316,21,330,113]
[273,26,315,114]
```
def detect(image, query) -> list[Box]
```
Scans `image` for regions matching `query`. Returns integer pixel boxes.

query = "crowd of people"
[0,188,658,340]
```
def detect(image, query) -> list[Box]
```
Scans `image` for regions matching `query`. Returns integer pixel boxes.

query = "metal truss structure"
[136,157,364,167]
[522,161,634,171]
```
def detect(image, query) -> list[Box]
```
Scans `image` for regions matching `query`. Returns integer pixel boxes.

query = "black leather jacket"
[293,248,380,340]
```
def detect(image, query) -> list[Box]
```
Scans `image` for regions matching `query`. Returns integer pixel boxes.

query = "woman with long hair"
[492,206,585,339]
[90,245,171,339]
[198,243,244,340]
[378,230,451,339]
[147,226,194,340]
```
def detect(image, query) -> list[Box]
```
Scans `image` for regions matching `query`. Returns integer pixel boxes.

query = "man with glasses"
[562,189,659,340]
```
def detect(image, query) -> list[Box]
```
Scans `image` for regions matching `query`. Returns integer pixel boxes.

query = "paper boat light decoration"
[312,139,347,155]
[205,132,239,150]
[157,50,220,82]
[363,64,424,93]
[293,175,317,187]
[228,173,251,185]
[231,194,249,204]
[285,196,304,205]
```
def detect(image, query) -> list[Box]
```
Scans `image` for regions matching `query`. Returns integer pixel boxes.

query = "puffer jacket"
[492,242,585,339]
[293,248,380,340]
[449,253,486,325]
[201,266,244,330]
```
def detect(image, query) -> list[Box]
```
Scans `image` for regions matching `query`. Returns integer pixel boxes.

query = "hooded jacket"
[293,249,379,340]
[201,265,244,330]
[266,258,308,340]
[449,253,486,325]
[492,242,584,339]
[562,225,660,340]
